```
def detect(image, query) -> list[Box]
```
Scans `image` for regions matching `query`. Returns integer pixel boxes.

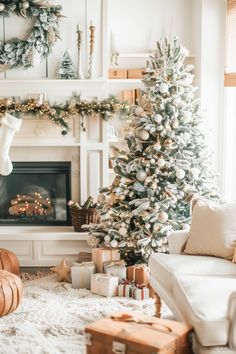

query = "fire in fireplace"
[0,162,71,225]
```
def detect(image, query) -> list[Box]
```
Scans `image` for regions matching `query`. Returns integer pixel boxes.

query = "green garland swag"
[0,95,130,135]
[0,0,62,70]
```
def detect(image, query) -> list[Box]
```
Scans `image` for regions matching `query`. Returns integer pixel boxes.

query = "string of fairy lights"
[0,95,130,134]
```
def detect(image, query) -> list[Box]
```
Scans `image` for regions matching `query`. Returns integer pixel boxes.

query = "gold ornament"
[51,259,71,282]
[3,97,13,107]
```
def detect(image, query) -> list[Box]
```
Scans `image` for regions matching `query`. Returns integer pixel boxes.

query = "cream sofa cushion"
[173,275,236,346]
[148,253,236,293]
[184,201,236,259]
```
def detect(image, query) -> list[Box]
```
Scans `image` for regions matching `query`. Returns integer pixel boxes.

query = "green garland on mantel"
[0,95,130,134]
[0,0,62,71]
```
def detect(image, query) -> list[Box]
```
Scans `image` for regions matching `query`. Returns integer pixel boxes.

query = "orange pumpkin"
[0,249,19,275]
[0,270,23,317]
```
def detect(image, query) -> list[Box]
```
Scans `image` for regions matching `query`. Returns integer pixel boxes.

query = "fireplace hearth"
[0,162,71,226]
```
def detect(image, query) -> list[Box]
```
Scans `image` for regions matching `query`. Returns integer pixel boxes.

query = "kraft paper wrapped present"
[103,260,126,282]
[92,248,120,273]
[85,312,193,354]
[91,273,119,297]
[71,262,95,289]
[132,284,149,300]
[117,280,134,298]
[127,264,150,286]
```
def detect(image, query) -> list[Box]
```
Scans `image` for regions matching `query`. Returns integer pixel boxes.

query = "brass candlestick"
[77,25,84,79]
[87,21,96,79]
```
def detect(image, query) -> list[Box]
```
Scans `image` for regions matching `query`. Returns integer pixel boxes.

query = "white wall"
[192,0,226,190]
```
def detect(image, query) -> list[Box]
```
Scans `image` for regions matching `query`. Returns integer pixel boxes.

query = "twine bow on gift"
[111,313,175,336]
[121,279,134,286]
[107,262,123,269]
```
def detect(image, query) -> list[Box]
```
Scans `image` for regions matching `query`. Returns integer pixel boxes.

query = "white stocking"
[0,114,22,176]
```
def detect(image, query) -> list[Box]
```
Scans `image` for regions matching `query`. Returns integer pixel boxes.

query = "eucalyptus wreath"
[0,0,62,71]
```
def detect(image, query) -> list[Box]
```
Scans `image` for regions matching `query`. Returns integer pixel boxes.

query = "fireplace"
[0,162,71,226]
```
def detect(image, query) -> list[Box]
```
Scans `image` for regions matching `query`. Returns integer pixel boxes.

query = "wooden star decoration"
[51,259,71,283]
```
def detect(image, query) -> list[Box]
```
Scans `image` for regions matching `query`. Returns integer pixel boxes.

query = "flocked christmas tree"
[85,38,219,265]
[57,50,77,79]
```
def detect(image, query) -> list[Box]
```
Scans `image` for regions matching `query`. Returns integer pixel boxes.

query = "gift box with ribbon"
[132,284,149,300]
[91,273,119,297]
[103,260,126,282]
[85,311,193,354]
[92,248,120,273]
[117,280,134,298]
[127,264,150,287]
[71,261,96,289]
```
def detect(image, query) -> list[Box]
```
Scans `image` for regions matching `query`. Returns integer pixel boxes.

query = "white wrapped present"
[91,273,119,297]
[117,281,133,297]
[103,260,126,282]
[132,285,149,300]
[71,262,96,289]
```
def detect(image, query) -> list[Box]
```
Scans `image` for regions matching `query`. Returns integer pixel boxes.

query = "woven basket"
[70,208,99,232]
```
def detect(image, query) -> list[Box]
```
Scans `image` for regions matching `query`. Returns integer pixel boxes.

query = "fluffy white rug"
[0,274,159,354]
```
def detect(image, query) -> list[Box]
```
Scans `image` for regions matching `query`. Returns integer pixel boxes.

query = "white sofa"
[149,230,236,354]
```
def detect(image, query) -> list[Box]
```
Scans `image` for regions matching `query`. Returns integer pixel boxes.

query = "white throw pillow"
[184,200,236,260]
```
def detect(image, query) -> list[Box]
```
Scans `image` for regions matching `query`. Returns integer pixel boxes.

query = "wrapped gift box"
[92,248,120,273]
[71,262,96,289]
[85,311,193,354]
[103,260,126,282]
[117,281,133,298]
[127,264,150,287]
[132,285,149,300]
[91,273,119,297]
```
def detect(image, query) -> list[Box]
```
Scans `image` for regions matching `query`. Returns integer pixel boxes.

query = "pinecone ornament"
[47,28,56,44]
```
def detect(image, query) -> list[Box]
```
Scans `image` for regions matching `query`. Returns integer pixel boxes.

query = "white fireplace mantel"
[0,226,91,267]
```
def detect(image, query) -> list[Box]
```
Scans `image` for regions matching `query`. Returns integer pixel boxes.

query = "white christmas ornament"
[110,239,119,248]
[154,114,162,123]
[139,130,149,141]
[104,235,111,242]
[119,227,127,236]
[157,157,166,168]
[136,170,147,182]
[182,224,190,231]
[154,142,161,151]
[176,168,185,179]
[135,106,144,116]
[158,211,168,223]
[182,112,192,124]
[0,114,22,176]
[159,82,169,94]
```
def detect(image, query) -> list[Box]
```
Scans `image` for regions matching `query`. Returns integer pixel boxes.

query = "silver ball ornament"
[154,114,162,123]
[159,82,169,94]
[176,168,185,179]
[136,170,147,182]
[104,235,111,242]
[157,157,166,168]
[182,112,192,124]
[158,211,169,222]
[110,239,119,248]
[119,227,127,236]
[139,130,150,141]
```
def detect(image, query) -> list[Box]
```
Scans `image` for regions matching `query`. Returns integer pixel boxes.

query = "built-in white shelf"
[117,52,195,59]
[108,79,142,84]
[0,226,88,241]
